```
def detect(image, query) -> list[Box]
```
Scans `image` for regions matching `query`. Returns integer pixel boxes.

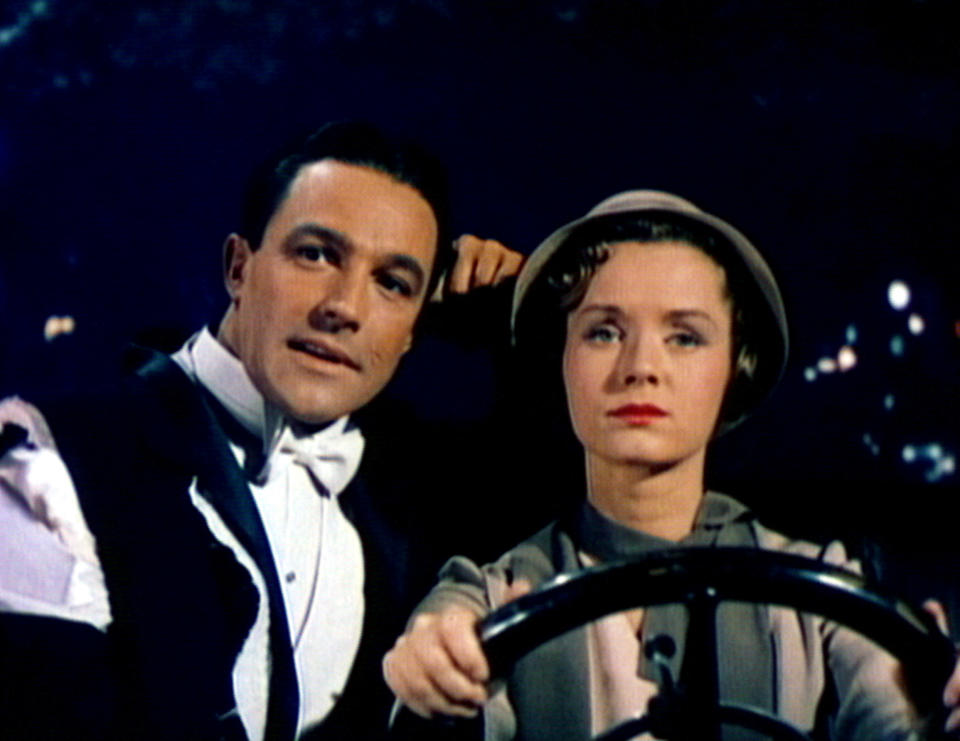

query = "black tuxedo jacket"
[1,347,431,741]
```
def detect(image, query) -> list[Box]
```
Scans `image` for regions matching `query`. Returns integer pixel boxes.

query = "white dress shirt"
[172,327,366,740]
[0,330,365,739]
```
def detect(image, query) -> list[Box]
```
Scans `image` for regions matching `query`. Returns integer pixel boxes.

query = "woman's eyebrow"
[666,308,720,328]
[576,303,623,317]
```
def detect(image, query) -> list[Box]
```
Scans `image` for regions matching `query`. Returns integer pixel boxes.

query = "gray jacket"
[414,494,921,741]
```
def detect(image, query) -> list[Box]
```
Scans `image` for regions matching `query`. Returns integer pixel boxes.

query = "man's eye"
[378,273,413,297]
[380,273,413,297]
[584,324,621,343]
[296,245,339,265]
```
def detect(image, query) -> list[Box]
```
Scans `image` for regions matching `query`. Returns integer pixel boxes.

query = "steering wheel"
[476,547,957,741]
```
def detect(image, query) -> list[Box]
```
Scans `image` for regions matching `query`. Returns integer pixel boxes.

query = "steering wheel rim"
[477,547,956,740]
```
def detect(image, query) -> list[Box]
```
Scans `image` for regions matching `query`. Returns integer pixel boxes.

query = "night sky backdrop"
[2,1,959,604]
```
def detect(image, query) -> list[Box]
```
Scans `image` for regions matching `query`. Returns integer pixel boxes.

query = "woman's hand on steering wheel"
[384,605,490,719]
[923,599,960,736]
[383,579,531,719]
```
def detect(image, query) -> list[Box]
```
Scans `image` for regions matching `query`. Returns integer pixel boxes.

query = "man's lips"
[288,338,361,371]
[607,403,668,419]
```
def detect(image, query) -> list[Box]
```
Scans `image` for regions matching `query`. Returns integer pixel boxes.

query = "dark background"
[1,1,959,604]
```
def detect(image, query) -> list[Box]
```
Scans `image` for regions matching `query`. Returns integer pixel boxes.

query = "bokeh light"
[837,345,857,371]
[899,441,958,482]
[43,315,75,342]
[887,280,910,310]
[907,314,925,335]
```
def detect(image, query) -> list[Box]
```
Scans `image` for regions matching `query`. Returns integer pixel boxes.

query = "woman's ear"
[223,233,253,300]
[735,345,758,381]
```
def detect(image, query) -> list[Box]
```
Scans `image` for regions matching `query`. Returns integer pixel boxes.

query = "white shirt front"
[173,328,366,740]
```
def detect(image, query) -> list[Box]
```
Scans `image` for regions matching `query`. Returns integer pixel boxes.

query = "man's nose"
[310,271,365,333]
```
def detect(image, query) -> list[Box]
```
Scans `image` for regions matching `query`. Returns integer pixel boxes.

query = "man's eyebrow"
[288,223,352,249]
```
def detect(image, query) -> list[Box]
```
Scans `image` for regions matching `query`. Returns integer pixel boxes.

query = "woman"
[383,190,960,740]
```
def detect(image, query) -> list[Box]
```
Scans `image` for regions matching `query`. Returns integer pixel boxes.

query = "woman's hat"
[512,190,789,420]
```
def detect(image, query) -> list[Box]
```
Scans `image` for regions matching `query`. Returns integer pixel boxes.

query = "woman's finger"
[438,607,490,684]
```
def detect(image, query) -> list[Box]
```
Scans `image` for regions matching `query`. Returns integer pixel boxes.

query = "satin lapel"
[132,348,300,740]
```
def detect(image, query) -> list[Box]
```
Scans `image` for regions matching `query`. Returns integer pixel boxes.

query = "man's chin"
[280,404,344,427]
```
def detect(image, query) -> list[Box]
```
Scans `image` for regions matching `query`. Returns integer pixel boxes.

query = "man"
[0,121,522,740]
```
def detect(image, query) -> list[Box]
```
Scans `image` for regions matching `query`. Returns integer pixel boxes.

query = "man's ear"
[402,332,414,354]
[223,233,253,300]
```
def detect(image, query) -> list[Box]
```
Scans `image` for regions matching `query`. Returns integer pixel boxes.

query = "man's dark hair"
[241,121,452,296]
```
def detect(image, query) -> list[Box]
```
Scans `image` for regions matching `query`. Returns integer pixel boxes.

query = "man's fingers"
[447,236,478,294]
[494,250,524,284]
[447,235,525,294]
[472,244,503,287]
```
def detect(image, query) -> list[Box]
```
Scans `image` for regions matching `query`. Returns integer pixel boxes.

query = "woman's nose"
[619,335,661,387]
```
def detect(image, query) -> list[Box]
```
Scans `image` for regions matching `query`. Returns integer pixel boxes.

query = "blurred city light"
[907,313,925,335]
[899,440,957,482]
[817,357,837,374]
[887,280,910,310]
[43,315,75,342]
[837,345,857,371]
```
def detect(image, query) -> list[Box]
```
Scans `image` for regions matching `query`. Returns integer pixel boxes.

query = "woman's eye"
[584,324,621,343]
[668,330,705,348]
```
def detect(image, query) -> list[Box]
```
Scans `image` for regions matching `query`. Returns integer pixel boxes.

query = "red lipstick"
[607,403,668,424]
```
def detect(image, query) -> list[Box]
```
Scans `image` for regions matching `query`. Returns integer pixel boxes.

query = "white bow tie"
[255,422,364,497]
